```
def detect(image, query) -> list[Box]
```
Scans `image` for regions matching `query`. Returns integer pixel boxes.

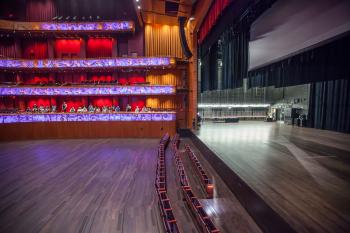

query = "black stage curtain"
[248,33,350,88]
[200,51,210,92]
[221,28,249,89]
[200,42,218,92]
[308,79,350,133]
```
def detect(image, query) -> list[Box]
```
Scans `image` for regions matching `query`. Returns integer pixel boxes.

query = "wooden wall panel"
[146,70,182,87]
[0,121,176,141]
[145,24,183,58]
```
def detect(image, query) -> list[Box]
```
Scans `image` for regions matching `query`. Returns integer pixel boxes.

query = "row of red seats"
[155,133,181,233]
[185,144,214,198]
[170,135,220,233]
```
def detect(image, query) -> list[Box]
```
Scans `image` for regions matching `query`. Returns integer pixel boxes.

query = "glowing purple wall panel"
[40,22,134,31]
[0,86,175,96]
[0,113,176,123]
[0,57,173,69]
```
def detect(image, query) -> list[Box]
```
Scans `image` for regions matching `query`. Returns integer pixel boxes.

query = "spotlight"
[52,16,58,20]
[58,16,63,20]
[137,5,141,9]
[66,16,70,20]
[73,16,77,20]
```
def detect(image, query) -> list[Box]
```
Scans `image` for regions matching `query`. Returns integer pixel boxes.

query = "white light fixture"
[136,0,139,2]
[137,5,141,9]
[198,104,271,108]
[189,17,195,21]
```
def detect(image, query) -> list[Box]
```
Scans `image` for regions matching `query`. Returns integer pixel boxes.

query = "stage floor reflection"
[196,121,350,233]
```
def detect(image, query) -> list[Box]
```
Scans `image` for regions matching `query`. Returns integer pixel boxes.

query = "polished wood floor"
[196,121,350,233]
[0,138,261,233]
[0,139,164,233]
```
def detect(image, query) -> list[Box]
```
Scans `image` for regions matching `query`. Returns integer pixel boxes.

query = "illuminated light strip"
[41,22,134,31]
[198,104,271,108]
[0,57,175,70]
[0,112,176,123]
[0,86,175,96]
[0,20,134,32]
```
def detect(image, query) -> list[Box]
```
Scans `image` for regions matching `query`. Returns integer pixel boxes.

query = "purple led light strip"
[0,86,175,96]
[0,112,176,123]
[41,21,134,31]
[0,57,174,69]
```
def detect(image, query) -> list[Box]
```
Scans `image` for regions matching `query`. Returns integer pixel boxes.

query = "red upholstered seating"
[170,134,220,233]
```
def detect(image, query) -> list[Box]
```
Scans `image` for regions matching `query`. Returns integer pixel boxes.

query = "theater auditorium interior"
[0,0,349,233]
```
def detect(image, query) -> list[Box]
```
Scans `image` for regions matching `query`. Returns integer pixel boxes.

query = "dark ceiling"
[0,0,139,25]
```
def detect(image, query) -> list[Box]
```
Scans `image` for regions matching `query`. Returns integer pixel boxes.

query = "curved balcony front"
[0,85,176,96]
[0,57,176,71]
[0,20,134,33]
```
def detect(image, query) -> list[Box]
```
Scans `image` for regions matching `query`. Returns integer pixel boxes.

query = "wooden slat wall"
[146,70,182,87]
[145,24,183,58]
[146,96,180,110]
[0,121,176,141]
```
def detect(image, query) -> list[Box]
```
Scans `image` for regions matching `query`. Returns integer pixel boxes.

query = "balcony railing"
[0,85,176,96]
[0,19,134,33]
[0,57,176,70]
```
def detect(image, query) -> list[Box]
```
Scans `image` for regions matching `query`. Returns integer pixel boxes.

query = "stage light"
[138,5,141,9]
[136,0,139,2]
[189,17,195,21]
[198,104,270,108]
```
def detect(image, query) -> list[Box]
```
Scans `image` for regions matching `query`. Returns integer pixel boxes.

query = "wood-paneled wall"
[146,96,181,110]
[145,24,183,58]
[146,70,182,87]
[0,121,176,141]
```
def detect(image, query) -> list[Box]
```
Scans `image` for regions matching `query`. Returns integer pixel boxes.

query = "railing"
[0,57,176,70]
[155,133,181,233]
[0,19,134,32]
[184,144,214,198]
[170,135,220,233]
[0,85,176,96]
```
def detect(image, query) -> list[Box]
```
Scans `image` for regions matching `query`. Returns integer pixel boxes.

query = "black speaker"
[178,16,193,59]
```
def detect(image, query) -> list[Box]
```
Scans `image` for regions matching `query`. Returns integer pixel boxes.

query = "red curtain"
[130,97,145,111]
[57,97,87,111]
[26,0,56,22]
[90,97,114,108]
[198,0,232,44]
[22,40,48,59]
[89,73,114,82]
[55,39,81,58]
[27,97,51,108]
[0,38,16,58]
[87,38,113,58]
[23,74,53,84]
[129,76,145,84]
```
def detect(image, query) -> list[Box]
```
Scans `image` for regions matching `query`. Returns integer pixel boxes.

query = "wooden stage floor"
[0,137,261,233]
[196,121,350,233]
[0,139,164,233]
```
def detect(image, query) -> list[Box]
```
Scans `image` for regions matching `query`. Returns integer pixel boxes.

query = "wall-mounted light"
[198,104,270,108]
